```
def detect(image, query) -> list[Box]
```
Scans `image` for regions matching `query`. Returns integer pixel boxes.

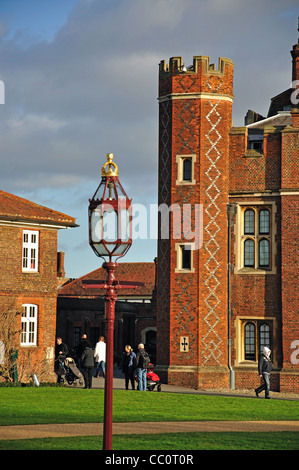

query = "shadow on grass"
[0,432,299,451]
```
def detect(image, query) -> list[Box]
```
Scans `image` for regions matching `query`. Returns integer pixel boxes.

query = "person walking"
[76,334,92,367]
[55,337,68,383]
[81,345,94,389]
[135,343,150,391]
[94,336,106,378]
[255,346,273,399]
[119,345,137,390]
[56,337,68,361]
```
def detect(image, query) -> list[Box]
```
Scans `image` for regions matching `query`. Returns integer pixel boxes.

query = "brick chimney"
[57,251,66,278]
[291,41,299,82]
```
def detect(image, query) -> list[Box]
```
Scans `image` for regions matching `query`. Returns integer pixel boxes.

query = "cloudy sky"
[0,0,298,278]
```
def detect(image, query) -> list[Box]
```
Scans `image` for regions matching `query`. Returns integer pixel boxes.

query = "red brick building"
[0,190,77,382]
[156,39,299,392]
[57,262,156,364]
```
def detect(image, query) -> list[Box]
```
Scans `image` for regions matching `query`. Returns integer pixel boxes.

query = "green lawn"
[0,387,298,450]
[1,387,299,426]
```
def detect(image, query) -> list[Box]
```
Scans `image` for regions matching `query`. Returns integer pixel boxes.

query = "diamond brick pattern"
[202,100,223,365]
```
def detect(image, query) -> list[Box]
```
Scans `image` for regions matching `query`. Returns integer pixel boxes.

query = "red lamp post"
[86,153,134,450]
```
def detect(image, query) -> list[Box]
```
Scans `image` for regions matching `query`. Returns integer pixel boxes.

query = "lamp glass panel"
[103,209,118,242]
[91,209,102,243]
[114,180,127,199]
[112,243,129,255]
[119,208,130,241]
[94,243,110,256]
[92,179,105,200]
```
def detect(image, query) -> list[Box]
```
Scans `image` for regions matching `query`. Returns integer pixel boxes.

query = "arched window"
[177,155,196,185]
[241,206,273,270]
[245,322,256,361]
[259,209,270,234]
[244,209,255,234]
[183,158,192,181]
[259,239,270,267]
[242,320,273,363]
[259,323,270,354]
[244,239,254,267]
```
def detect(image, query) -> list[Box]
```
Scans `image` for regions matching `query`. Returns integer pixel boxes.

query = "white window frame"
[22,230,39,272]
[175,242,195,273]
[21,304,38,346]
[176,154,196,185]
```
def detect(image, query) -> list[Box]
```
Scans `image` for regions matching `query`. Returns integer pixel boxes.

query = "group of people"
[56,337,273,397]
[55,335,151,391]
[119,343,150,391]
[55,335,106,389]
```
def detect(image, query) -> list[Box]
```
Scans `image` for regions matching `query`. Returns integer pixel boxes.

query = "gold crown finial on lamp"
[101,153,119,177]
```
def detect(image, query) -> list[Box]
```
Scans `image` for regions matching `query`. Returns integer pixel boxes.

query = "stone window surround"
[176,154,197,186]
[234,201,277,275]
[234,315,277,368]
[175,242,195,273]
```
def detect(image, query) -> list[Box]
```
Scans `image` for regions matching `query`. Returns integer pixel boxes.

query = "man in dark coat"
[56,337,68,361]
[55,337,69,383]
[119,345,136,390]
[76,334,92,366]
[81,346,94,389]
[135,343,150,391]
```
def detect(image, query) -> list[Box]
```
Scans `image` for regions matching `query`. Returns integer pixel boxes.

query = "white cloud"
[128,0,191,31]
[7,113,65,133]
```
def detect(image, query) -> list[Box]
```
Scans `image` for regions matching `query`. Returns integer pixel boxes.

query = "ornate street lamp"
[85,153,138,450]
[89,153,132,260]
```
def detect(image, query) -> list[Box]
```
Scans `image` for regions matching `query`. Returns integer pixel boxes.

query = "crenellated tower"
[156,55,234,388]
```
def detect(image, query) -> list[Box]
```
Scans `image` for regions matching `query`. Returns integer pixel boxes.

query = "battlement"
[159,55,233,76]
[159,55,234,98]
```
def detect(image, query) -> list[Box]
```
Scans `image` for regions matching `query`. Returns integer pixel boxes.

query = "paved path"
[0,420,299,440]
[88,375,299,400]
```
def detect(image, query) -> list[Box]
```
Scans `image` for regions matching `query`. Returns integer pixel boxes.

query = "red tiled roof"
[58,262,155,298]
[0,190,77,227]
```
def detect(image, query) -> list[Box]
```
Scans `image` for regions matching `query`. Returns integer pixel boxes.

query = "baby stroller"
[146,363,162,391]
[59,357,84,386]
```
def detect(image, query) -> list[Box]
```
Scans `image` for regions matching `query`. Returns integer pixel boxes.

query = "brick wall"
[228,110,299,392]
[0,225,58,382]
[280,190,299,381]
[157,55,233,388]
[229,127,281,193]
[157,49,299,392]
[280,114,299,391]
[0,226,57,291]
